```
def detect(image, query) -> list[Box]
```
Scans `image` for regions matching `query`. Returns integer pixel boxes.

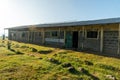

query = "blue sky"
[1,0,120,35]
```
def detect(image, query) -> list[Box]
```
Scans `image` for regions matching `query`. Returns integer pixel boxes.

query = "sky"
[1,0,120,36]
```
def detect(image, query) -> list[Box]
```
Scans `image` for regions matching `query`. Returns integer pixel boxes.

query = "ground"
[0,40,120,80]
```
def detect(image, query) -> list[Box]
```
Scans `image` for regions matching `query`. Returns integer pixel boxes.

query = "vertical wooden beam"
[31,31,33,42]
[81,26,84,50]
[64,30,66,47]
[78,30,80,49]
[34,31,36,42]
[28,31,29,42]
[58,28,60,44]
[100,26,103,53]
[42,28,45,44]
[118,24,120,54]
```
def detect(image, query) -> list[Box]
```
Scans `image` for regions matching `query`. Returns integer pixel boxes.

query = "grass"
[0,40,120,80]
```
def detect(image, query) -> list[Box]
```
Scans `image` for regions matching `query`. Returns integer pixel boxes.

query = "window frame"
[51,31,58,37]
[45,31,51,38]
[86,30,99,39]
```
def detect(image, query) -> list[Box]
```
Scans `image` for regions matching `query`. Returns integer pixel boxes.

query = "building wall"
[78,24,119,53]
[8,23,119,55]
[44,28,65,47]
[103,24,119,54]
[103,31,118,54]
[81,25,101,52]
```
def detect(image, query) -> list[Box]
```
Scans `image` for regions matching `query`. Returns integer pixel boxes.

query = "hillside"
[0,40,120,80]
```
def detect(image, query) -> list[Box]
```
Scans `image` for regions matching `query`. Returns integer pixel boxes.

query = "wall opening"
[72,31,78,48]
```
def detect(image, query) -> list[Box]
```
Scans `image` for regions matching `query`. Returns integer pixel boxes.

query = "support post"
[118,24,120,54]
[82,26,84,50]
[42,28,45,44]
[100,26,103,53]
[78,31,80,49]
[28,31,29,42]
[3,29,5,40]
[58,28,60,45]
[64,30,66,47]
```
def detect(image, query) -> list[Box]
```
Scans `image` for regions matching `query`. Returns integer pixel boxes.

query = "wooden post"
[78,31,80,49]
[34,30,37,43]
[118,24,120,54]
[64,30,66,47]
[58,28,60,45]
[82,26,84,50]
[100,26,103,53]
[28,31,29,42]
[42,28,45,44]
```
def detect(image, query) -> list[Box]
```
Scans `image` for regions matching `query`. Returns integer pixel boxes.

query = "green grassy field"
[0,40,120,80]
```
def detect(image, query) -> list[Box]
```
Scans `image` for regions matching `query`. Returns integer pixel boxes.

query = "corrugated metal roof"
[6,17,120,29]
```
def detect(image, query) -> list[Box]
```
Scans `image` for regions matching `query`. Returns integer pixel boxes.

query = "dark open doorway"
[72,31,78,48]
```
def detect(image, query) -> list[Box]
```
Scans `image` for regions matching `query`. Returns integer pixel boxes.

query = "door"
[65,31,73,48]
[72,31,78,48]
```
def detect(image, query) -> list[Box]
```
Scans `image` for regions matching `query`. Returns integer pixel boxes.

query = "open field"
[0,40,120,80]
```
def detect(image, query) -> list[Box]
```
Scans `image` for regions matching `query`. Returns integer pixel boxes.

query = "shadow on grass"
[83,69,99,80]
[69,68,99,80]
[9,49,24,55]
[95,63,119,71]
[38,50,52,54]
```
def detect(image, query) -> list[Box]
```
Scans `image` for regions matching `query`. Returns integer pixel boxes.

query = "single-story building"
[6,18,120,55]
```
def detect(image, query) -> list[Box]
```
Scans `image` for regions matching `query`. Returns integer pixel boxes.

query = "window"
[86,31,98,38]
[51,31,58,37]
[45,32,51,38]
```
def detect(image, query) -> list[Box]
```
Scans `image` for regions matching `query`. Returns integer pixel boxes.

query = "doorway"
[72,31,78,48]
[65,31,73,48]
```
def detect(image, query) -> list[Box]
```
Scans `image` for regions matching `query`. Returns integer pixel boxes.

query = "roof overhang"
[5,17,120,30]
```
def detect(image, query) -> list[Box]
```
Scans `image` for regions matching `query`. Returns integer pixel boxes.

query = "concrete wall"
[103,31,118,54]
[103,24,119,54]
[8,23,119,55]
[44,30,65,47]
[78,25,101,52]
[32,32,43,44]
[78,24,119,53]
[83,35,100,52]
